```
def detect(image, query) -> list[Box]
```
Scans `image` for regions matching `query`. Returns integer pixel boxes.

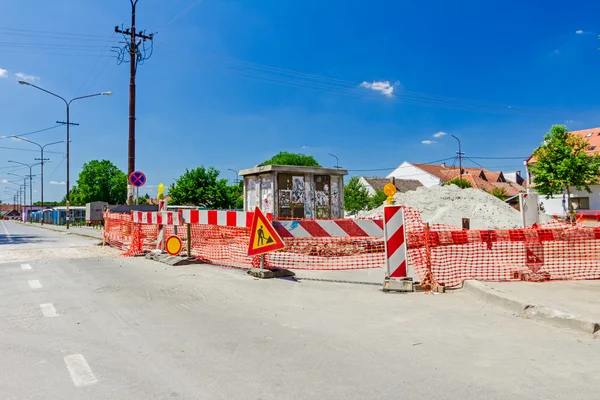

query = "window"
[571,197,590,210]
[586,133,593,137]
[589,146,596,151]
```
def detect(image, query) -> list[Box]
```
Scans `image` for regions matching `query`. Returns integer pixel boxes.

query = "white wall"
[531,185,600,215]
[386,161,440,187]
[358,177,377,196]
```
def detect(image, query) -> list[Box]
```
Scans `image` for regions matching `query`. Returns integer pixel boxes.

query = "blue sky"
[1,0,600,202]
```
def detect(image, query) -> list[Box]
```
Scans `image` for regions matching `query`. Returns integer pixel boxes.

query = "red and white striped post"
[382,205,413,292]
[156,199,167,251]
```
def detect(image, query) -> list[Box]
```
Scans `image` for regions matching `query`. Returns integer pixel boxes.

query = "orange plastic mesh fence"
[104,209,600,286]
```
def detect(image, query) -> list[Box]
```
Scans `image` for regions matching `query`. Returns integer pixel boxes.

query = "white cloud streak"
[15,72,39,82]
[0,68,7,78]
[49,181,65,185]
[575,30,584,34]
[422,140,436,145]
[433,131,447,138]
[360,80,397,97]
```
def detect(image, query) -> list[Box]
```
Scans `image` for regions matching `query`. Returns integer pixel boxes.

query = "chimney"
[441,162,446,168]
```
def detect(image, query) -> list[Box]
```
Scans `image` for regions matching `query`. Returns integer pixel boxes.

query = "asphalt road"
[0,220,599,400]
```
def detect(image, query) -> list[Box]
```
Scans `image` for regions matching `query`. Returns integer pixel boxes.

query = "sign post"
[247,207,285,269]
[129,170,146,205]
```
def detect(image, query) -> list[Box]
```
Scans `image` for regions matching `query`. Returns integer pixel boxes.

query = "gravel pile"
[360,184,552,229]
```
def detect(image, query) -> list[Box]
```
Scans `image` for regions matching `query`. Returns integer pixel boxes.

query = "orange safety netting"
[104,209,600,287]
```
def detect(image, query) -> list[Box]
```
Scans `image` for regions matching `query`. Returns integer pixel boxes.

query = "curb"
[463,280,600,336]
[15,222,103,241]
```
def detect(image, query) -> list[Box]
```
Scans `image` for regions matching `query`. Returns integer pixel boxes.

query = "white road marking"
[64,354,98,387]
[28,280,42,289]
[1,221,13,242]
[21,264,32,270]
[40,303,59,317]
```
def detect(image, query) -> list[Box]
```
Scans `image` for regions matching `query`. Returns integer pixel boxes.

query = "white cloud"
[552,49,561,55]
[360,80,397,97]
[49,181,65,185]
[576,30,584,34]
[0,68,7,78]
[15,72,39,82]
[433,131,447,138]
[1,179,8,183]
[422,140,437,145]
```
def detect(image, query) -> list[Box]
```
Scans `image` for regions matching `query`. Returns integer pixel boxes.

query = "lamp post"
[4,182,21,212]
[227,169,239,185]
[451,135,463,188]
[18,81,111,229]
[8,161,40,223]
[7,173,27,213]
[4,190,18,213]
[328,153,340,169]
[13,137,64,225]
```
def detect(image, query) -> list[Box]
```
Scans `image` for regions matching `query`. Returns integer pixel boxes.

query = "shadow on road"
[0,234,58,245]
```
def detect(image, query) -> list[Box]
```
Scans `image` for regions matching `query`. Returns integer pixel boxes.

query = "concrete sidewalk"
[464,280,600,336]
[17,222,103,240]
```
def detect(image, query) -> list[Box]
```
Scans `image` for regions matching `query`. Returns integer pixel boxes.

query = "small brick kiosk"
[239,165,348,219]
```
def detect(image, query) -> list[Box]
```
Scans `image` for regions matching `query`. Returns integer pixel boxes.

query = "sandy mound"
[360,185,551,229]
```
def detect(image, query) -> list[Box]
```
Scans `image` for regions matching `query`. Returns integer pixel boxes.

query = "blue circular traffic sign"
[129,171,146,187]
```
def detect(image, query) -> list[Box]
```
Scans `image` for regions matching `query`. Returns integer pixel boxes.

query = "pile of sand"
[360,185,552,229]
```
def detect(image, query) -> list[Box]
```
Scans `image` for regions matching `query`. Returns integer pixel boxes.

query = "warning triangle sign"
[247,207,285,256]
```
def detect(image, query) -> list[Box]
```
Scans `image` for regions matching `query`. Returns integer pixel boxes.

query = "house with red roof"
[386,161,526,197]
[526,127,600,216]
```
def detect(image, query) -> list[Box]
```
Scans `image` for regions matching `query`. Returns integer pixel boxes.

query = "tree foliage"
[368,189,388,210]
[261,151,321,167]
[67,160,127,205]
[344,176,371,214]
[444,178,473,189]
[530,125,600,211]
[168,166,240,209]
[490,187,509,200]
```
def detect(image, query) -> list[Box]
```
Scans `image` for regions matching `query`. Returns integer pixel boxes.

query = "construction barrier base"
[382,277,414,293]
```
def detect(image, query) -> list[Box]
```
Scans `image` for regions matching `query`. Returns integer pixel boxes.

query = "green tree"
[261,151,321,167]
[226,181,244,210]
[490,187,509,201]
[444,178,473,189]
[368,189,388,210]
[344,176,370,214]
[530,125,600,212]
[168,166,234,208]
[66,160,127,205]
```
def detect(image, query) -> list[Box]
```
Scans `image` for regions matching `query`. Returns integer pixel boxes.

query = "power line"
[468,156,527,160]
[0,26,114,39]
[0,124,63,139]
[0,146,62,154]
[155,0,203,32]
[153,49,570,115]
[347,157,456,172]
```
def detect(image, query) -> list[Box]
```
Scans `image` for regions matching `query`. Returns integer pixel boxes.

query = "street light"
[451,135,463,189]
[8,161,40,223]
[18,80,111,229]
[7,173,27,216]
[227,169,239,185]
[4,181,26,215]
[3,190,18,212]
[328,153,341,169]
[12,137,64,225]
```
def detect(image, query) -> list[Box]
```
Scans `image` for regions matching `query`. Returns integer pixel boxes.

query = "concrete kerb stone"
[144,252,202,266]
[463,280,600,336]
[248,268,295,279]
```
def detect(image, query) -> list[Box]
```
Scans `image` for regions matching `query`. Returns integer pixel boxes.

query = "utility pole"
[451,135,464,188]
[115,0,154,205]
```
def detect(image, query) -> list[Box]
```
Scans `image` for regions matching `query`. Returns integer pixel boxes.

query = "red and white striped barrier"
[274,219,383,238]
[180,209,271,227]
[383,205,409,278]
[157,200,167,251]
[132,211,183,225]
